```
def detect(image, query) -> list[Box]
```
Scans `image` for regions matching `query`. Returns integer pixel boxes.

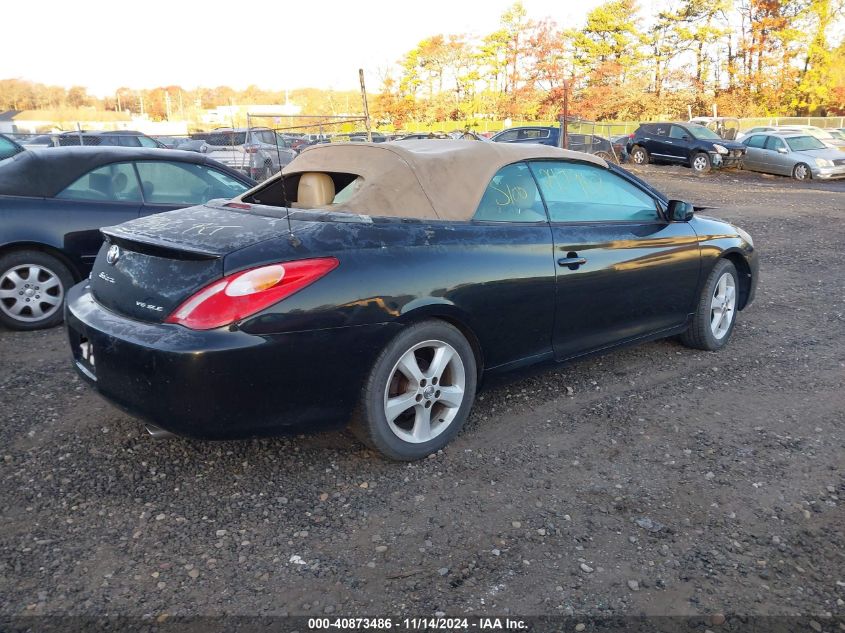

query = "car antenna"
[279,144,300,247]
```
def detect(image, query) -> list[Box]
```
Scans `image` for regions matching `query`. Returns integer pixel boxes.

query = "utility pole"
[560,80,570,150]
[359,68,372,142]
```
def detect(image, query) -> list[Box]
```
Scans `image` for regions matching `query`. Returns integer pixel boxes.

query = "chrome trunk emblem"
[106,245,121,265]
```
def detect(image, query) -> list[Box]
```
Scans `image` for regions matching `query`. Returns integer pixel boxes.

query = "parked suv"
[627,122,746,173]
[193,127,296,180]
[491,126,618,161]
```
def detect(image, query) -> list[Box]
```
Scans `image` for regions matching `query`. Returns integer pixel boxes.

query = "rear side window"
[495,129,519,142]
[136,161,248,204]
[653,125,669,137]
[137,136,159,148]
[473,162,547,222]
[530,161,658,223]
[744,135,766,148]
[56,162,142,202]
[519,129,550,140]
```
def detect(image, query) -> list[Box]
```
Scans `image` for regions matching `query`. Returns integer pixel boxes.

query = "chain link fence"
[5,115,845,180]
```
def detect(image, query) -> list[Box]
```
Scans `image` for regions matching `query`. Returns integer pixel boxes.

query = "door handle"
[558,255,587,270]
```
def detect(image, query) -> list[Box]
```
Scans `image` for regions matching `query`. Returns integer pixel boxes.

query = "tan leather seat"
[297,172,335,208]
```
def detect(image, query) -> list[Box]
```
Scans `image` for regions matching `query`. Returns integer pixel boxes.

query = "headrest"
[113,172,128,192]
[297,172,335,207]
[89,173,111,194]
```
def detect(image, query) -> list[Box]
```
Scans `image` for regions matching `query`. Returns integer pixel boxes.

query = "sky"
[1,0,617,97]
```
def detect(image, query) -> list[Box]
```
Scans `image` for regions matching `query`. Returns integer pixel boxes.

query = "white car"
[770,125,845,151]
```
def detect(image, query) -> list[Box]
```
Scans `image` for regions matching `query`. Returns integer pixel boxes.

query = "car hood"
[711,140,745,150]
[793,148,844,160]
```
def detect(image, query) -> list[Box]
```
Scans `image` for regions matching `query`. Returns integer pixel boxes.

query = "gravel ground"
[1,165,843,621]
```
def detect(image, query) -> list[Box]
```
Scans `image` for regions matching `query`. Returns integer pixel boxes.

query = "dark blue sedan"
[0,146,254,330]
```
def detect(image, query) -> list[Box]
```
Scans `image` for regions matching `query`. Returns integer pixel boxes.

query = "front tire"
[691,152,711,173]
[792,163,811,181]
[680,259,739,351]
[351,320,478,461]
[0,250,74,331]
[630,145,648,165]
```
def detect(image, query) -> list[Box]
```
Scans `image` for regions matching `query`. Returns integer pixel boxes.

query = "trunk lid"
[90,203,308,323]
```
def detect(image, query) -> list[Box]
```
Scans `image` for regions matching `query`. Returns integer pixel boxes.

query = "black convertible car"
[66,141,758,460]
[0,147,254,329]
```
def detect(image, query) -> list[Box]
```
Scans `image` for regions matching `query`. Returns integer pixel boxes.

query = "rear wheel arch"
[397,306,485,379]
[0,242,84,281]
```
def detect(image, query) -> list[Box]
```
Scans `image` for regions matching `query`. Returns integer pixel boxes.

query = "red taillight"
[165,258,339,330]
[628,133,635,138]
[243,144,259,154]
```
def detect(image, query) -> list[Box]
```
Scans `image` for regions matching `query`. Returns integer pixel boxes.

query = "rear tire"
[0,250,74,331]
[630,145,648,165]
[792,163,811,181]
[680,259,739,351]
[351,320,478,461]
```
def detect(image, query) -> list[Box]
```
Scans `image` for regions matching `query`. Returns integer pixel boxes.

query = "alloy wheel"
[0,264,64,323]
[794,164,809,180]
[693,155,710,172]
[383,339,466,444]
[632,149,645,164]
[710,272,736,339]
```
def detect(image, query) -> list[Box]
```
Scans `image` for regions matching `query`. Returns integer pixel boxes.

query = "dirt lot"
[1,165,843,623]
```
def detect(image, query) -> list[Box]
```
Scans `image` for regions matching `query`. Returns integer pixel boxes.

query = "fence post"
[359,69,372,143]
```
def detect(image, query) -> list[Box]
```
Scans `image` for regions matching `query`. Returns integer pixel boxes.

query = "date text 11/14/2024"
[307,617,528,630]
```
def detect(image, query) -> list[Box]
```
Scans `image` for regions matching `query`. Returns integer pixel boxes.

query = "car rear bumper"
[65,282,400,439]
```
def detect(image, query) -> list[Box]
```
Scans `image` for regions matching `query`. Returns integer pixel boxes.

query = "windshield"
[687,125,722,140]
[786,136,826,152]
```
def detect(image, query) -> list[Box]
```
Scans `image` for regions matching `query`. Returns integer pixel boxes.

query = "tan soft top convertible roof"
[279,139,606,221]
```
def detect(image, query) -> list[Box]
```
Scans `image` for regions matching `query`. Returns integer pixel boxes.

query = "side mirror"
[682,135,691,141]
[667,200,695,222]
[777,147,788,154]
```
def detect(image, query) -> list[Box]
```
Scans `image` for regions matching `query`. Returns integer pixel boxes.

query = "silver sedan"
[741,132,845,180]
